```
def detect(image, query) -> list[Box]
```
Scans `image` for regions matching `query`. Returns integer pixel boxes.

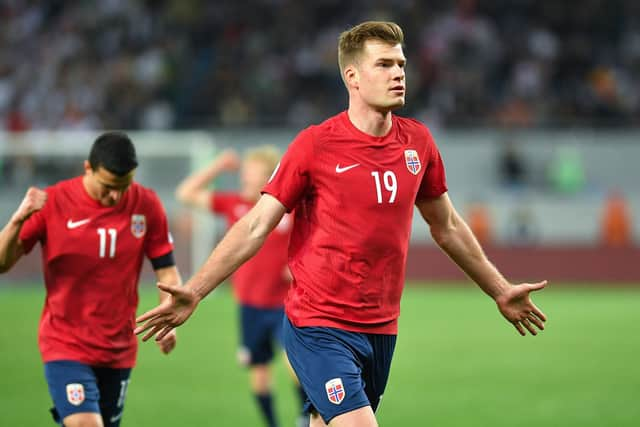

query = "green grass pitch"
[0,283,638,426]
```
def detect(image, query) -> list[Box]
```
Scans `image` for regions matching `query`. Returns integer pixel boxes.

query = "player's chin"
[387,97,405,110]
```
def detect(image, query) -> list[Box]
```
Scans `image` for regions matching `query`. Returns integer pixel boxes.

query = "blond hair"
[244,145,281,174]
[338,21,404,75]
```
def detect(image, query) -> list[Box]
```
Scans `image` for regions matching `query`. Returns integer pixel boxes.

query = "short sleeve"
[18,209,46,254]
[416,130,448,201]
[261,127,313,211]
[144,191,174,260]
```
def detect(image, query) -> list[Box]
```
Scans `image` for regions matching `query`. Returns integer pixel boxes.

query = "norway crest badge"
[325,378,345,405]
[404,149,421,175]
[131,214,146,238]
[66,383,85,406]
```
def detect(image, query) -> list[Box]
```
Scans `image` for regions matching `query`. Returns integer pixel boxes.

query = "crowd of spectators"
[2,0,640,130]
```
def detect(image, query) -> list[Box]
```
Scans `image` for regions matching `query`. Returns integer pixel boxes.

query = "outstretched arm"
[416,193,547,336]
[0,187,47,273]
[135,193,287,341]
[175,149,240,210]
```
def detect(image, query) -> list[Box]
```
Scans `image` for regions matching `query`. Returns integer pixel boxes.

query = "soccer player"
[0,132,181,427]
[135,22,547,427]
[175,146,307,427]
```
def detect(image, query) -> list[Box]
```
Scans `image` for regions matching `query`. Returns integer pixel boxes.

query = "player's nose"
[392,66,404,80]
[109,189,123,202]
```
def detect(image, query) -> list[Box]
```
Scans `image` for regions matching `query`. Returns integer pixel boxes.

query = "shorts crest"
[66,383,85,406]
[404,149,421,175]
[325,378,345,405]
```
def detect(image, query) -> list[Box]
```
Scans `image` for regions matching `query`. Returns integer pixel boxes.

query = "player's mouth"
[390,85,405,95]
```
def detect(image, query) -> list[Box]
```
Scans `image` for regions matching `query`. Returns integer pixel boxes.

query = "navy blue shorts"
[238,304,285,366]
[44,360,132,427]
[283,316,397,424]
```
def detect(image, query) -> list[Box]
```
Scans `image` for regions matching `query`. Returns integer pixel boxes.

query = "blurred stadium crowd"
[2,0,640,130]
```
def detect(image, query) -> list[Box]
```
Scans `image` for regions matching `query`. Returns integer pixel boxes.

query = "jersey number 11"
[97,228,117,258]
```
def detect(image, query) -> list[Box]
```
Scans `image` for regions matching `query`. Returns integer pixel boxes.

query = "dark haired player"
[0,131,181,427]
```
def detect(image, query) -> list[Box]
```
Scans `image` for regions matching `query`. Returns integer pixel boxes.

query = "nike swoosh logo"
[335,163,360,173]
[110,411,123,423]
[67,219,90,229]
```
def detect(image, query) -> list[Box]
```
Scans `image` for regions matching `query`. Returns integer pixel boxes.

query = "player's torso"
[308,121,428,252]
[43,183,149,290]
[284,117,432,330]
[33,179,170,366]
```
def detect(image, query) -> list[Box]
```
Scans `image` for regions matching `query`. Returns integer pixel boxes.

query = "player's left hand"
[495,280,547,336]
[155,329,177,354]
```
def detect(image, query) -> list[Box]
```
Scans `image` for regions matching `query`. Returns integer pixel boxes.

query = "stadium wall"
[405,245,640,283]
[6,244,639,284]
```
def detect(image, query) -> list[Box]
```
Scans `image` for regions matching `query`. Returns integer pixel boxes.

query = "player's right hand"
[134,282,200,342]
[12,187,47,224]
[215,149,241,172]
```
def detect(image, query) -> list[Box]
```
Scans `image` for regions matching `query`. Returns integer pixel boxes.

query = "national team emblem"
[325,378,345,405]
[404,149,421,175]
[131,214,146,238]
[66,383,85,406]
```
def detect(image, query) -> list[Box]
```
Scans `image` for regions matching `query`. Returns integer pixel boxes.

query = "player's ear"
[83,160,93,175]
[344,65,358,89]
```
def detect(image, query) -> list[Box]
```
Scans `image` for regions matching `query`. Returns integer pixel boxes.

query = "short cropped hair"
[88,131,138,176]
[244,145,281,174]
[338,21,404,75]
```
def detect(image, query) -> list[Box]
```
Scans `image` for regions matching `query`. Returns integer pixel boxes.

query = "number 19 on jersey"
[371,171,397,204]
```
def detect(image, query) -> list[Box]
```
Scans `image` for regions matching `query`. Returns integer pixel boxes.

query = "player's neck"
[347,104,393,137]
[81,175,97,200]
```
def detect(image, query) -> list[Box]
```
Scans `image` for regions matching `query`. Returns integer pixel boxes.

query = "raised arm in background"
[175,149,240,210]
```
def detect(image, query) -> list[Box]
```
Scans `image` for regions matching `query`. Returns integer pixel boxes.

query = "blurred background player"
[135,21,547,427]
[175,146,307,427]
[0,132,181,427]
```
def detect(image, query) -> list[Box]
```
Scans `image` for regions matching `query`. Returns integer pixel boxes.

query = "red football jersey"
[19,177,173,368]
[262,112,447,334]
[211,192,292,308]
